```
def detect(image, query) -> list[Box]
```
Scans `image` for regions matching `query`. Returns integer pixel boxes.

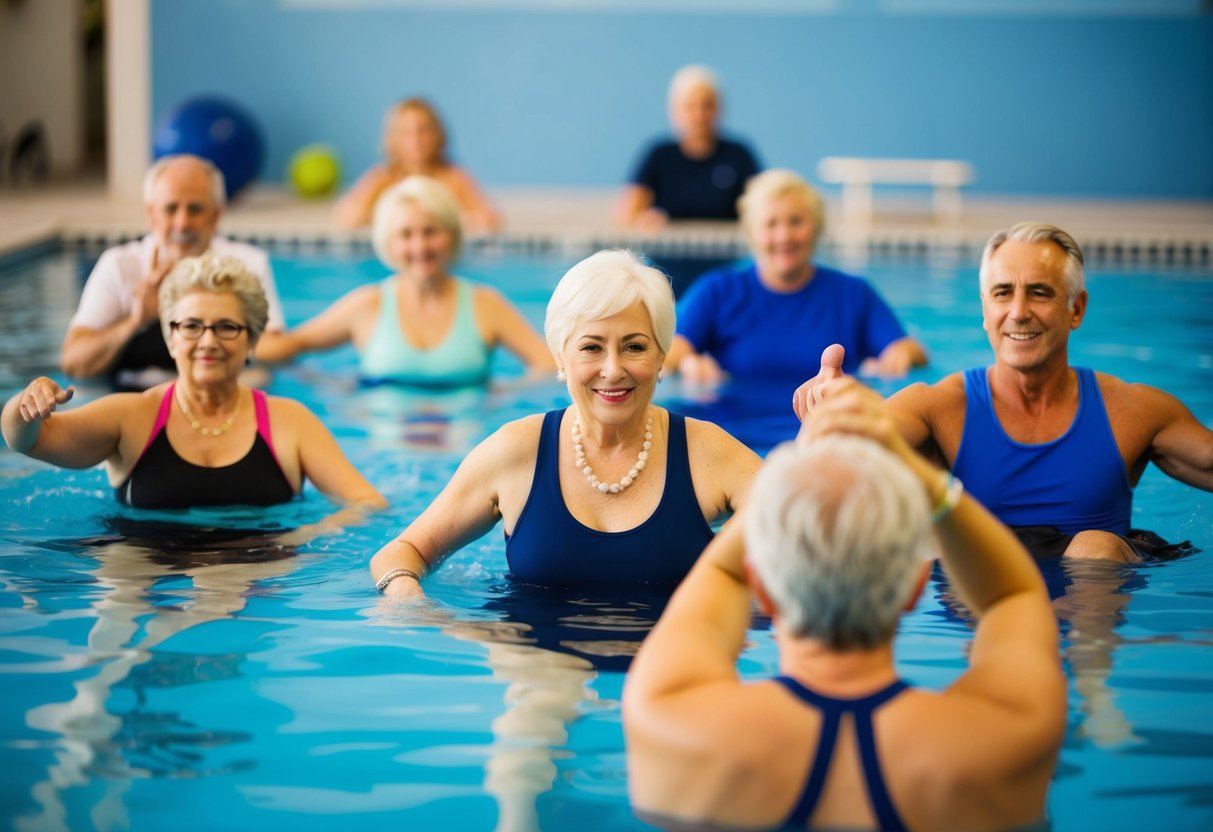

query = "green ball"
[289,144,341,198]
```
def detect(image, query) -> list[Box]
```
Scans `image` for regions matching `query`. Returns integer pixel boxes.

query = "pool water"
[1,245,1211,831]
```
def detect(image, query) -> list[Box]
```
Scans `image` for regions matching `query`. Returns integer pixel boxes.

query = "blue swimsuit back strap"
[774,675,909,831]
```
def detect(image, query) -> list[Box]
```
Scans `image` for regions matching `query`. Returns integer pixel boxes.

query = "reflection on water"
[12,525,299,832]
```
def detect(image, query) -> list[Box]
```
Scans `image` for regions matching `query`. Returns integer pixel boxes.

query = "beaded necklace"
[571,409,653,494]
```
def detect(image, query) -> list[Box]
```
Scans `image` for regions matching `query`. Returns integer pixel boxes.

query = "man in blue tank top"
[793,223,1213,562]
[625,422,1064,830]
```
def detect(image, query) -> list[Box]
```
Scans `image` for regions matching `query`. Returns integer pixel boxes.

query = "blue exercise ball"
[153,96,265,199]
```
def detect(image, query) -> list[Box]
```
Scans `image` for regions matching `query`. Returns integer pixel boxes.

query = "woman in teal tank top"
[256,176,554,385]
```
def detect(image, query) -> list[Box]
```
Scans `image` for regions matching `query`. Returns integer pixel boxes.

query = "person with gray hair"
[793,222,1213,562]
[615,64,762,230]
[4,254,385,512]
[61,154,286,389]
[257,175,550,383]
[665,168,928,386]
[624,381,1065,831]
[370,249,761,597]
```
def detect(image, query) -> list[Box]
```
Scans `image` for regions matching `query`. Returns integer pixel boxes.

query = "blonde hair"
[159,254,269,344]
[737,169,826,253]
[371,175,463,270]
[383,97,449,169]
[544,250,675,358]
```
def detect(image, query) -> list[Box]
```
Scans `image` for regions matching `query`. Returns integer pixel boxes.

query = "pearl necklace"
[175,388,238,437]
[572,410,653,494]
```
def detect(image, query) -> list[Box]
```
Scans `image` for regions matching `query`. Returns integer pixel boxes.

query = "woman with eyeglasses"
[2,254,386,511]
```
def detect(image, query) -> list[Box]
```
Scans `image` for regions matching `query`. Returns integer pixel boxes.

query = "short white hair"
[143,154,226,208]
[371,175,463,270]
[979,222,1086,308]
[745,437,935,649]
[544,250,675,358]
[668,64,720,106]
[159,253,269,345]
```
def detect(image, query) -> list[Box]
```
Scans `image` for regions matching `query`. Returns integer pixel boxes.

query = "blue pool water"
[1,244,1211,831]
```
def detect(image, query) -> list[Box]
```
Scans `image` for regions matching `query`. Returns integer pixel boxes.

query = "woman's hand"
[16,377,74,423]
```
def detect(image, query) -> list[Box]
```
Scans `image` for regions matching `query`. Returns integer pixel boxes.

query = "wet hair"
[384,97,449,168]
[980,222,1086,308]
[143,154,226,209]
[737,168,826,254]
[159,253,269,344]
[668,64,720,107]
[544,249,675,358]
[370,175,463,270]
[745,437,934,650]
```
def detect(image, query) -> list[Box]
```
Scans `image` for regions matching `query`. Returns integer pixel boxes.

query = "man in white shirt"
[61,154,285,388]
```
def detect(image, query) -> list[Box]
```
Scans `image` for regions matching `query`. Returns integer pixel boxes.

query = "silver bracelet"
[375,567,422,592]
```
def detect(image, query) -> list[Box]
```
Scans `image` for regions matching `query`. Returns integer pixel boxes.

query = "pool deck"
[1,182,1212,266]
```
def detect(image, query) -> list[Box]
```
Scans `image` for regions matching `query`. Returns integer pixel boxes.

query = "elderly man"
[60,154,285,389]
[794,222,1213,562]
[624,385,1064,831]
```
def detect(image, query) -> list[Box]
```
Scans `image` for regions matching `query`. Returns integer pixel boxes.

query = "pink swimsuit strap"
[251,389,285,472]
[138,383,176,458]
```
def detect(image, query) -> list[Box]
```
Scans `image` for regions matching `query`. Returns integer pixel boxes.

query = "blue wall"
[151,1,1213,198]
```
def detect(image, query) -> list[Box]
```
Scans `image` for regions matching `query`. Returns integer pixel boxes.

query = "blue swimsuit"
[505,409,715,587]
[951,367,1133,536]
[775,675,909,831]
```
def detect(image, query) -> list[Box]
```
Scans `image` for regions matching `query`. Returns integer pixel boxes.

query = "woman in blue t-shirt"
[664,169,929,385]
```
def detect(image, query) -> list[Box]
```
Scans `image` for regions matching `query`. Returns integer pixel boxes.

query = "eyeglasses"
[170,320,248,341]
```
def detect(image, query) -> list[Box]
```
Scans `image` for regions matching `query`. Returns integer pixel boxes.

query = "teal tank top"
[358,277,491,386]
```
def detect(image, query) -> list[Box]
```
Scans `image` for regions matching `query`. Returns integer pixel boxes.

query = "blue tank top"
[775,675,909,832]
[951,367,1132,535]
[505,409,715,587]
[359,277,491,386]
[116,384,296,509]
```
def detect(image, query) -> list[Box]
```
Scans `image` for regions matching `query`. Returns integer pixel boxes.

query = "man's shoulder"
[92,237,151,272]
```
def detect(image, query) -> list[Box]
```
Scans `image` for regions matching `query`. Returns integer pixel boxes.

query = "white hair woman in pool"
[259,176,552,385]
[2,254,386,512]
[370,249,762,597]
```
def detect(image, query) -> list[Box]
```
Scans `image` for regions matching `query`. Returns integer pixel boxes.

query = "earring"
[557,369,566,383]
[658,369,665,383]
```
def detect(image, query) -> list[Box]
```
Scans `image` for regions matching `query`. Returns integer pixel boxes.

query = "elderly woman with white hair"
[258,176,551,384]
[615,64,762,230]
[665,168,928,384]
[370,249,762,597]
[3,254,386,511]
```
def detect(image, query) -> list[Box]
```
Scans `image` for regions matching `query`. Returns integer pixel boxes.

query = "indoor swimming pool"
[0,243,1211,830]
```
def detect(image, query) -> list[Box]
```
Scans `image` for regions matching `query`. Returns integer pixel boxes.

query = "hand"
[858,342,915,379]
[792,344,847,422]
[17,377,74,422]
[679,352,724,385]
[634,207,669,232]
[131,247,178,328]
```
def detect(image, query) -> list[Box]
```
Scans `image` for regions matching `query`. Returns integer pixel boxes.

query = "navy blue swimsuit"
[505,409,715,587]
[775,675,910,831]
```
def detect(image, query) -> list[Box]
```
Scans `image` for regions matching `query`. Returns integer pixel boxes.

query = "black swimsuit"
[115,384,296,509]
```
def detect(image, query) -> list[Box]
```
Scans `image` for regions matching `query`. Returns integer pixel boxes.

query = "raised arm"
[801,380,1064,760]
[474,286,556,375]
[369,419,528,598]
[2,378,128,469]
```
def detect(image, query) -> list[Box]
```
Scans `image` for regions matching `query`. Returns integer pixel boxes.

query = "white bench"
[817,157,975,224]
